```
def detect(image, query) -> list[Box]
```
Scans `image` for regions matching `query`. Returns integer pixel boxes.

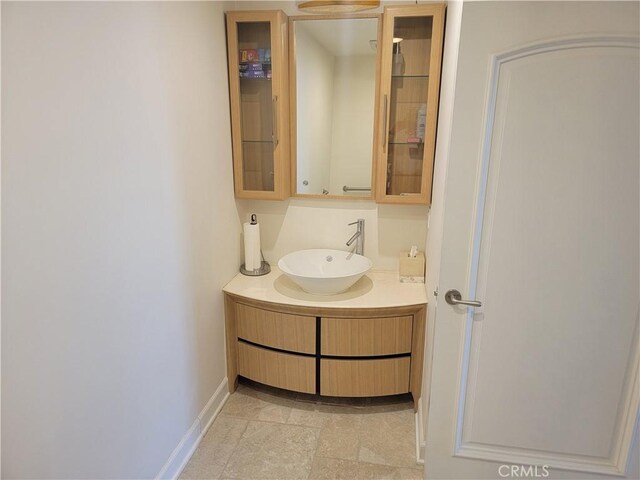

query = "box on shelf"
[240,49,260,63]
[240,63,264,72]
[399,251,425,283]
[259,48,271,63]
[240,70,270,79]
[239,48,271,64]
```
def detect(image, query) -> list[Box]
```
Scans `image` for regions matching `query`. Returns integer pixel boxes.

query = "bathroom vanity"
[223,269,427,410]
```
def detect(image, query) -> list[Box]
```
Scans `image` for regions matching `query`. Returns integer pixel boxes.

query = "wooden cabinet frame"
[224,293,427,410]
[374,4,446,205]
[226,11,291,200]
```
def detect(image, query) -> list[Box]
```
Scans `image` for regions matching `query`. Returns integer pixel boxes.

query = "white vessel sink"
[278,249,373,295]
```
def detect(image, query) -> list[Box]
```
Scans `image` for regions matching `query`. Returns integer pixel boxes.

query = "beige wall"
[1,2,239,477]
[237,199,427,271]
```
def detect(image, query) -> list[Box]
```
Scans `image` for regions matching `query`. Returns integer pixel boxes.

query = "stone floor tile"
[179,416,248,480]
[287,399,363,428]
[309,457,401,480]
[392,466,425,479]
[287,402,332,428]
[365,395,414,414]
[316,413,363,461]
[358,409,417,468]
[222,420,319,479]
[220,385,292,423]
[182,382,420,479]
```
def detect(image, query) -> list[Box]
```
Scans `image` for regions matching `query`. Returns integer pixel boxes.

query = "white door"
[425,2,640,479]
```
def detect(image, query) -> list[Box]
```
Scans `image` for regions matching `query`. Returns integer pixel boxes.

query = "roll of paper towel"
[243,218,261,271]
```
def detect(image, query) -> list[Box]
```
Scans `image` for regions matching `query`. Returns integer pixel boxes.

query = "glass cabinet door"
[376,5,445,204]
[227,12,289,199]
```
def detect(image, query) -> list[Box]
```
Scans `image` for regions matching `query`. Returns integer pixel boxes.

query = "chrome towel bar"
[342,186,371,192]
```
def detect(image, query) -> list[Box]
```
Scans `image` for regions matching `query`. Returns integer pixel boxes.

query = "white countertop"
[223,267,428,309]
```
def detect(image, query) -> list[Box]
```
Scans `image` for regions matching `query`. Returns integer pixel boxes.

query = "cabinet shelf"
[392,74,430,79]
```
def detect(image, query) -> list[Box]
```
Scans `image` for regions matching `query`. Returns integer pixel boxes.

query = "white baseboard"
[156,377,230,480]
[415,396,426,465]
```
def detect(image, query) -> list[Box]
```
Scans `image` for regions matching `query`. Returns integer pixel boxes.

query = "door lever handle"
[445,289,482,307]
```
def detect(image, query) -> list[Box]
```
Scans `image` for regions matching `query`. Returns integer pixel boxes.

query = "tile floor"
[180,380,423,480]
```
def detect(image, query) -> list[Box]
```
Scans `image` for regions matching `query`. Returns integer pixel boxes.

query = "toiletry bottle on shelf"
[416,104,427,142]
[392,42,404,76]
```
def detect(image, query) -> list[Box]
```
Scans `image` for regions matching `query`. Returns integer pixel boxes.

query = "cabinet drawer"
[321,316,413,356]
[236,303,315,354]
[237,342,316,394]
[320,357,410,397]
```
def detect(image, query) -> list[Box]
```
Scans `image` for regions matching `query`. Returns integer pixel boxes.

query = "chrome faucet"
[346,219,365,256]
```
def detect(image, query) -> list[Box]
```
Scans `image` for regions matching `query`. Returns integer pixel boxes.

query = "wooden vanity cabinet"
[226,11,290,200]
[224,295,426,409]
[374,4,446,205]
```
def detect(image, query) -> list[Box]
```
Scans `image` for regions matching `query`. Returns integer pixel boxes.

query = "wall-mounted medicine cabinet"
[226,11,290,200]
[225,5,445,205]
[374,4,445,204]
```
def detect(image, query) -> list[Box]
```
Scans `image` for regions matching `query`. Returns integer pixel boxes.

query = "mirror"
[292,17,379,197]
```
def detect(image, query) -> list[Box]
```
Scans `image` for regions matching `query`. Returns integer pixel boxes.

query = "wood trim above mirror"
[297,1,381,14]
[288,12,381,21]
[289,13,382,200]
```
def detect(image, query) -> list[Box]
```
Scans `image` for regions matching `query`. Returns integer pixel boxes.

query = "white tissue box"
[399,251,425,283]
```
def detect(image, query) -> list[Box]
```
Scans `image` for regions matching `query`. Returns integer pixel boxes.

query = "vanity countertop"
[223,267,427,309]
